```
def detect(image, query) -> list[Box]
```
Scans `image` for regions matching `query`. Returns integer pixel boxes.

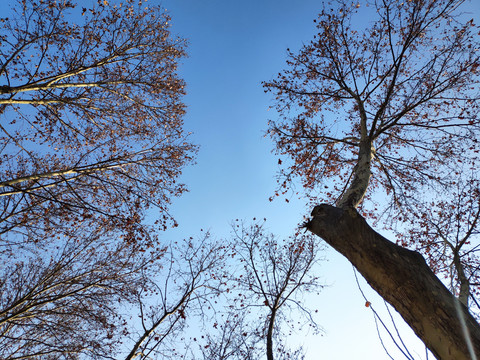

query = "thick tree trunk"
[306,204,480,360]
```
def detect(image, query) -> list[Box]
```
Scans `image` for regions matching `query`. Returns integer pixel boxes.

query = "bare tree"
[124,235,228,360]
[264,0,480,358]
[0,0,197,358]
[0,225,159,359]
[197,222,322,360]
[0,228,228,360]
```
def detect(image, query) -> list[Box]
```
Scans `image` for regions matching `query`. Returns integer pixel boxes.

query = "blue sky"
[157,0,451,358]
[160,0,321,235]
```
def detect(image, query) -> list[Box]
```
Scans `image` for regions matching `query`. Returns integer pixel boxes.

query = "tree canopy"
[265,0,479,211]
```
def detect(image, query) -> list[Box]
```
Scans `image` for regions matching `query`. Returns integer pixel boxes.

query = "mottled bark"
[306,204,480,360]
[454,250,471,308]
[336,138,373,208]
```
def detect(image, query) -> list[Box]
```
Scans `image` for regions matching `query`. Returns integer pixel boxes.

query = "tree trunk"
[306,204,480,360]
[267,308,277,360]
[336,138,372,209]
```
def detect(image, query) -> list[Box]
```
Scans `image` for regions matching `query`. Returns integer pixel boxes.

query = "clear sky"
[156,0,470,359]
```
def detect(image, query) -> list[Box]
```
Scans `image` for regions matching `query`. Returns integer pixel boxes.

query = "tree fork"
[306,204,480,360]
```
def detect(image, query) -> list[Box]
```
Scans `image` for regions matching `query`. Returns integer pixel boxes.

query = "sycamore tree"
[0,0,203,358]
[264,0,480,359]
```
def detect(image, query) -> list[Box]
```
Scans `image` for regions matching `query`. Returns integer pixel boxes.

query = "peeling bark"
[454,250,471,308]
[307,204,480,360]
[336,139,373,208]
